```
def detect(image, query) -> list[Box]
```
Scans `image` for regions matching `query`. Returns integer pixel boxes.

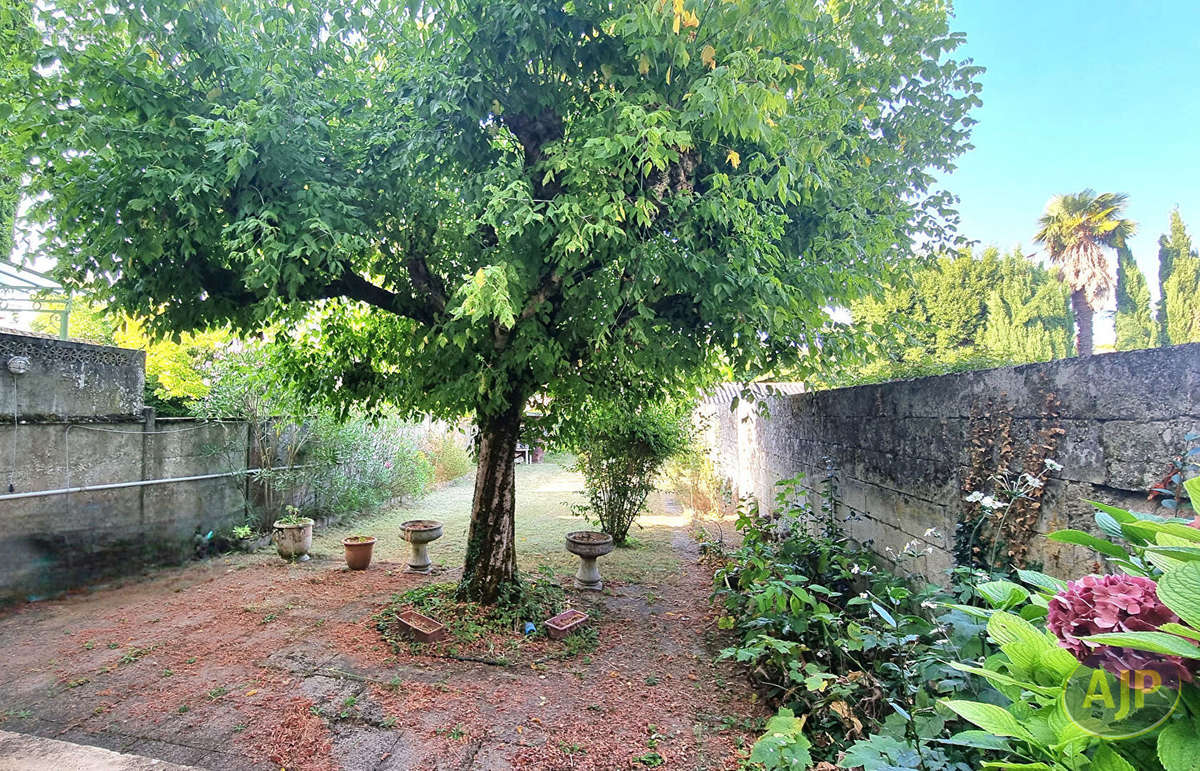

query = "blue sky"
[939,1,1200,300]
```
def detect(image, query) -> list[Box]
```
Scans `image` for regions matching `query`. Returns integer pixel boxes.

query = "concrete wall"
[0,330,251,602]
[1,331,144,420]
[0,416,249,602]
[700,344,1200,580]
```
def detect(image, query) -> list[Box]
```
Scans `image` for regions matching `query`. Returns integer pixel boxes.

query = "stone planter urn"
[399,520,443,574]
[342,535,377,570]
[565,531,614,590]
[272,518,314,561]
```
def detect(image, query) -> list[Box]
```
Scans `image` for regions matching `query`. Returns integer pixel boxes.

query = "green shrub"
[425,434,473,484]
[715,477,986,766]
[569,402,689,544]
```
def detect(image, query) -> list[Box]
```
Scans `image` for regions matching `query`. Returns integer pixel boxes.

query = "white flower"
[964,491,984,503]
[851,563,861,575]
[1044,458,1063,472]
[980,495,1005,510]
[923,527,942,539]
[1021,473,1044,489]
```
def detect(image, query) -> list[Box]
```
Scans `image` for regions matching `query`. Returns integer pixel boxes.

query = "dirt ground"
[0,466,762,770]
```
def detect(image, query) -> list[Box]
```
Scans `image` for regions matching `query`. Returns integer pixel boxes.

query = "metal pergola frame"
[0,259,70,339]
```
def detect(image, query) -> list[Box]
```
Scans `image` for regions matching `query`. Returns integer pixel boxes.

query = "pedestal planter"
[565,531,614,590]
[399,520,443,574]
[272,518,314,561]
[342,535,377,570]
[545,609,589,640]
[395,609,448,643]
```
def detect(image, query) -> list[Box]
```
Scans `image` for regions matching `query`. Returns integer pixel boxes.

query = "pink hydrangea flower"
[1047,574,1192,681]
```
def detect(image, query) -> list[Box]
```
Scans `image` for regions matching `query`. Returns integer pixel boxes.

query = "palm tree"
[1034,190,1136,356]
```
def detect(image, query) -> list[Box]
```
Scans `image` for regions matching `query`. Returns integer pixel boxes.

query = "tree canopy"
[11,0,981,600]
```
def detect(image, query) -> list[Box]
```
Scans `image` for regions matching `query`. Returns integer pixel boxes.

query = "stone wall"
[0,331,144,420]
[699,344,1200,580]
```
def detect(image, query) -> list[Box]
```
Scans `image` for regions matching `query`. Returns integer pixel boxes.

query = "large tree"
[1113,244,1156,350]
[12,0,980,602]
[0,0,33,258]
[1156,208,1193,345]
[1034,190,1135,357]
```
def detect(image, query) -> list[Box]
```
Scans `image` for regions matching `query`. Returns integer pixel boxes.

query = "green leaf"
[1158,720,1200,771]
[937,730,1011,751]
[940,700,1035,741]
[977,580,1031,609]
[947,662,1057,697]
[1090,746,1137,771]
[1080,631,1200,659]
[1046,529,1129,558]
[1158,562,1200,629]
[1017,569,1067,595]
[1184,476,1200,505]
[748,707,812,770]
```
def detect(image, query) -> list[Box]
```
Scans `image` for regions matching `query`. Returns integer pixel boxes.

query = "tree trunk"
[457,396,524,604]
[1071,290,1093,357]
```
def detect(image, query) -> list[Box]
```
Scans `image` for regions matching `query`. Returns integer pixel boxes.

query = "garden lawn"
[0,461,761,770]
[316,457,683,584]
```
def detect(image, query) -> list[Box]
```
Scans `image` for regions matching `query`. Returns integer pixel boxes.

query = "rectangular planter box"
[396,609,448,644]
[545,609,589,640]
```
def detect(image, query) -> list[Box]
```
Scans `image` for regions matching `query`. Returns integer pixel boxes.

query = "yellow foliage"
[726,149,740,169]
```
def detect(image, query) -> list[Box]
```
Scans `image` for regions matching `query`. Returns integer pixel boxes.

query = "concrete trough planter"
[545,609,589,640]
[395,609,448,644]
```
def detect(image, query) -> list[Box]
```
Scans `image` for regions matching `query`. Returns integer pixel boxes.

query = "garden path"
[0,462,761,770]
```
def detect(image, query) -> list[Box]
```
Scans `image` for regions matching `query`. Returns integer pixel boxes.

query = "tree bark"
[457,396,524,604]
[1071,290,1093,357]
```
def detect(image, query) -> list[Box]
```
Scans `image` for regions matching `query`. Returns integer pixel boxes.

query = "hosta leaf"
[1157,562,1200,629]
[947,661,1057,697]
[1047,529,1129,558]
[1017,569,1067,595]
[940,700,1035,740]
[977,580,1030,609]
[1081,631,1200,659]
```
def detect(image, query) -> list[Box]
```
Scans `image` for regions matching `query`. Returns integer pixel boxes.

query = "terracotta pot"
[272,518,314,561]
[342,536,377,570]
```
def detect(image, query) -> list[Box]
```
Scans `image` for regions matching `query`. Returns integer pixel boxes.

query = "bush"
[570,402,690,544]
[715,477,987,766]
[307,415,433,519]
[424,433,473,484]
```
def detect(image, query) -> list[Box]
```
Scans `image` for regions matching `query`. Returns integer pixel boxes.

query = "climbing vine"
[955,386,1065,572]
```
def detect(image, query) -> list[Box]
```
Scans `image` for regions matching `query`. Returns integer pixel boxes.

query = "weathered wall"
[0,331,250,601]
[0,417,249,602]
[700,344,1200,580]
[0,331,144,420]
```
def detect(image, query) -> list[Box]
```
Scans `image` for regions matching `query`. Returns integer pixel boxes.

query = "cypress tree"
[1114,245,1157,350]
[981,248,1074,361]
[1164,254,1200,344]
[1157,209,1193,344]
